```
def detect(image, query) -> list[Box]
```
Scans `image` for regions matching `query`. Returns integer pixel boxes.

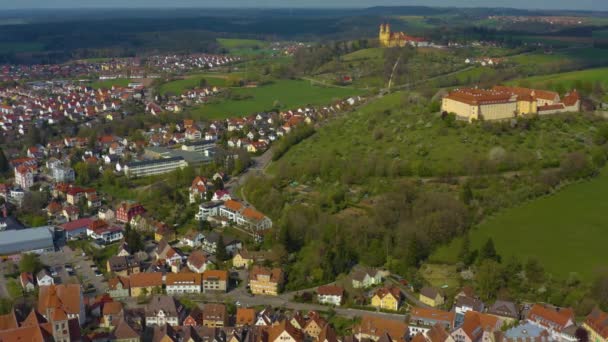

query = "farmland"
[188,79,363,120]
[430,166,608,281]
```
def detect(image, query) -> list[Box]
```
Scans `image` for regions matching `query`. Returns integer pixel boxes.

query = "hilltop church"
[379,23,428,48]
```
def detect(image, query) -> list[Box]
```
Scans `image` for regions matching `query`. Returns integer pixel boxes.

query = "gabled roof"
[236,308,256,326]
[356,315,408,342]
[129,272,163,288]
[527,304,574,331]
[586,308,608,339]
[317,285,344,297]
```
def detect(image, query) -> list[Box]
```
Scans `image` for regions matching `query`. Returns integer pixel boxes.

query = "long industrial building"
[0,226,55,256]
[124,156,188,178]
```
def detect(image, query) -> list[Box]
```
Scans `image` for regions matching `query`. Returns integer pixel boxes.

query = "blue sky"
[2,0,606,11]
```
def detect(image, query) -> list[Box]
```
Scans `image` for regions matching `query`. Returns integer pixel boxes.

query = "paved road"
[226,147,275,203]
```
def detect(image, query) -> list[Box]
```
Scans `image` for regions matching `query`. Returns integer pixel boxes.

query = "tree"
[461,183,473,205]
[591,271,608,310]
[479,238,501,263]
[475,260,504,301]
[124,224,144,253]
[6,279,22,299]
[0,298,13,315]
[216,235,227,261]
[525,258,545,284]
[0,148,8,174]
[19,254,43,274]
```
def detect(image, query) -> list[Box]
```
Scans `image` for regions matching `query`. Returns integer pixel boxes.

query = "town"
[1,3,608,342]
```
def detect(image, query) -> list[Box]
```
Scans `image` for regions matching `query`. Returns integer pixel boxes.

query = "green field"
[158,75,230,95]
[509,67,608,90]
[90,78,132,89]
[189,79,363,119]
[431,167,608,281]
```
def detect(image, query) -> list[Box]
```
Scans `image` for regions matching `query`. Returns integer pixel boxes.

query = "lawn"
[430,167,608,281]
[158,75,230,95]
[90,78,132,89]
[189,79,364,119]
[420,264,461,290]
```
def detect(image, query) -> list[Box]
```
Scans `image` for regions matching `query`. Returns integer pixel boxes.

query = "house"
[487,300,519,325]
[420,287,444,307]
[450,311,500,342]
[165,272,202,295]
[129,272,163,297]
[212,190,231,202]
[371,287,402,311]
[112,318,141,342]
[189,176,208,203]
[267,320,305,342]
[187,250,211,273]
[145,295,183,327]
[107,255,140,277]
[351,267,385,288]
[249,266,283,296]
[195,201,224,221]
[0,308,82,342]
[303,314,327,340]
[108,276,131,299]
[202,231,221,254]
[583,308,608,342]
[154,223,176,242]
[202,270,228,293]
[526,304,576,342]
[355,315,409,342]
[181,231,204,247]
[102,301,123,328]
[154,239,183,269]
[232,249,266,268]
[116,202,146,223]
[236,307,256,327]
[409,307,455,337]
[88,222,124,244]
[183,306,204,326]
[505,322,551,342]
[317,285,344,306]
[38,283,86,326]
[36,269,54,286]
[454,295,485,321]
[20,272,35,292]
[202,303,227,328]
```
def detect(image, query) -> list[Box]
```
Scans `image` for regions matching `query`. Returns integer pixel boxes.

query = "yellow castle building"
[379,23,428,48]
[441,86,581,122]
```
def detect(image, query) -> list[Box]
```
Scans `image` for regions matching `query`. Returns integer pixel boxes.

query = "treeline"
[272,125,316,161]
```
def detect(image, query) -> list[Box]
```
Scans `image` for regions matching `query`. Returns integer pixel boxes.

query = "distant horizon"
[2,0,606,12]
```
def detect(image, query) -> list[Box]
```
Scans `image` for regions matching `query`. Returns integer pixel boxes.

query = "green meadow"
[189,79,363,120]
[430,167,608,281]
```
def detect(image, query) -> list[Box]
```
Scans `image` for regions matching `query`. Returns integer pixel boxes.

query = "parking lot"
[43,245,108,297]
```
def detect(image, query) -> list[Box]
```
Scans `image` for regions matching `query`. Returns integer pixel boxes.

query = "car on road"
[94,271,103,277]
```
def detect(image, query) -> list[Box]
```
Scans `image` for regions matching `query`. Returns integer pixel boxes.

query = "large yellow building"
[370,287,402,311]
[441,86,580,122]
[249,265,284,296]
[379,23,427,48]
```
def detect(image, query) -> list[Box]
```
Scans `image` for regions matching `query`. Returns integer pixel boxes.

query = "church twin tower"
[378,23,392,47]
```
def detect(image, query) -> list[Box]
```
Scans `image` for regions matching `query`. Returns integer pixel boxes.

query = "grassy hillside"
[509,67,608,90]
[430,167,608,281]
[269,91,601,179]
[189,79,363,119]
